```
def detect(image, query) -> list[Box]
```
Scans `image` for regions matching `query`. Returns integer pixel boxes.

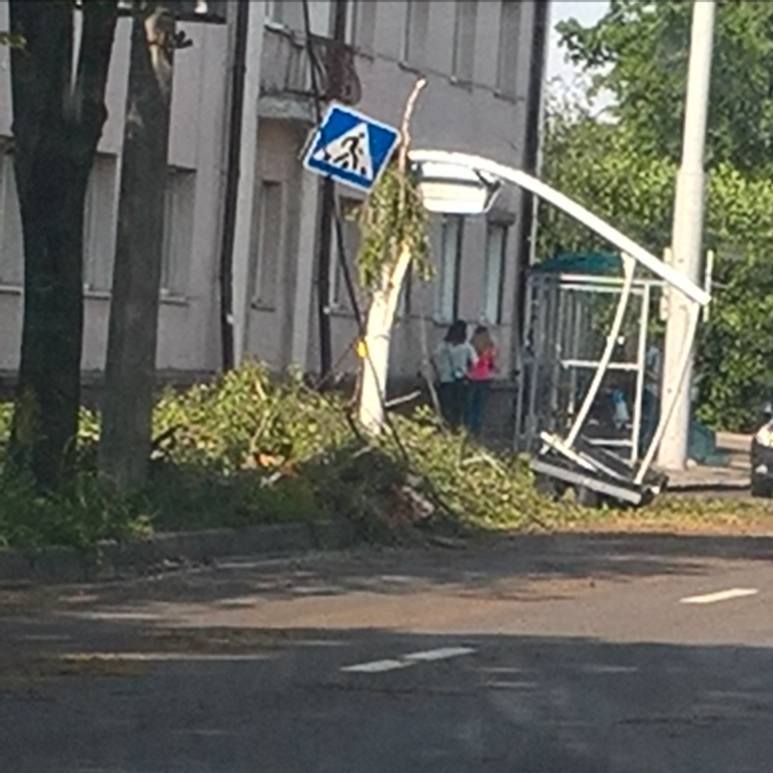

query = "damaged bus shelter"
[520,249,677,507]
[410,150,712,507]
[513,252,667,501]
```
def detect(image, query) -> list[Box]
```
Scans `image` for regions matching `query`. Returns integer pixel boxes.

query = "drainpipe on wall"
[524,0,551,265]
[513,0,550,371]
[218,0,264,370]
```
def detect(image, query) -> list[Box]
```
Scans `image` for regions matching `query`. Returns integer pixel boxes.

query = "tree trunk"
[358,291,390,433]
[357,245,412,433]
[99,5,175,492]
[8,2,118,489]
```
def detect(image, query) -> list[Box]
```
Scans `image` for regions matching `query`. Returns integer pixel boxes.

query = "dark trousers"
[437,381,467,429]
[465,380,490,435]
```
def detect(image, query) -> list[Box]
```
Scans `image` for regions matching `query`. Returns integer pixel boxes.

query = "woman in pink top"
[465,326,496,434]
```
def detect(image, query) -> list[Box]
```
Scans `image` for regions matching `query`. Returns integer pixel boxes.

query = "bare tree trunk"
[8,1,118,489]
[357,78,426,434]
[99,4,175,491]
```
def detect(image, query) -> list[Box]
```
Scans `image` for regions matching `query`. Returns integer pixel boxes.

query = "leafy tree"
[558,0,773,175]
[696,168,773,429]
[538,107,675,258]
[542,0,773,430]
[539,104,773,430]
[8,0,118,489]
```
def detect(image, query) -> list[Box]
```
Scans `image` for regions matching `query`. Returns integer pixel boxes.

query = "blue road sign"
[302,104,400,193]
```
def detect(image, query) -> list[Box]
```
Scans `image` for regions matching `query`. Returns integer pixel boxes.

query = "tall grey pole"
[657,0,715,471]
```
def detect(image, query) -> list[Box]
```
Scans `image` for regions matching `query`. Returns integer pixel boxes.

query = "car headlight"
[755,421,773,448]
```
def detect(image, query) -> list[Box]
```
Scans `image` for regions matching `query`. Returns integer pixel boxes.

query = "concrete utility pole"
[657,0,715,471]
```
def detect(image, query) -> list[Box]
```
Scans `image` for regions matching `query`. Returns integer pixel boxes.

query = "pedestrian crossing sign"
[302,104,401,193]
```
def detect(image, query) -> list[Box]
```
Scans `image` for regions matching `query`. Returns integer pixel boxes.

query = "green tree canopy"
[557,0,773,175]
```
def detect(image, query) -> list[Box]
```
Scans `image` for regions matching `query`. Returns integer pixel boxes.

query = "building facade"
[0,1,549,416]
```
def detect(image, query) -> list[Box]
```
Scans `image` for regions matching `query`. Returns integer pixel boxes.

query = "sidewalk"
[665,432,751,491]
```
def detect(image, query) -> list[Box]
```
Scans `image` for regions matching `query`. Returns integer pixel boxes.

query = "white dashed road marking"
[341,646,477,673]
[680,588,759,605]
[341,658,414,674]
[402,646,476,662]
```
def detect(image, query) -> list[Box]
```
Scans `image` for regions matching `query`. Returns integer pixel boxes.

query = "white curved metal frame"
[564,253,636,449]
[409,149,710,484]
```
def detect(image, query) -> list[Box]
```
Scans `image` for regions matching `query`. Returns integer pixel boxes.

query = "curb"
[0,519,357,585]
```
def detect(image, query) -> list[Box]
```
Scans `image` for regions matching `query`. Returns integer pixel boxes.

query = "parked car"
[751,401,773,497]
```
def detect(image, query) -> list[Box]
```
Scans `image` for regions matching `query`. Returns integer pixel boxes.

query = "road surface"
[2,532,773,772]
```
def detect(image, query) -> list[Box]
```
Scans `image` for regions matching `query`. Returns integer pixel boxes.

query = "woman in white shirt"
[432,320,477,429]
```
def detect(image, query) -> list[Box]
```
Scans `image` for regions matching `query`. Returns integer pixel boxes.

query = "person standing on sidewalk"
[465,325,497,435]
[432,320,477,429]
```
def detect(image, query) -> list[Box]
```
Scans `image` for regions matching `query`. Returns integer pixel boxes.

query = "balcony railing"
[260,26,361,107]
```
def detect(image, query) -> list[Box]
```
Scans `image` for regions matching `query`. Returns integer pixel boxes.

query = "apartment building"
[0,1,549,409]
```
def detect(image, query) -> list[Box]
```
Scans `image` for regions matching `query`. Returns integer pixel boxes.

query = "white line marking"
[402,646,476,662]
[341,646,477,673]
[680,588,759,605]
[340,658,415,673]
[579,664,638,674]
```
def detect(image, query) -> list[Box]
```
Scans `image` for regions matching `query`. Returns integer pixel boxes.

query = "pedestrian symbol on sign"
[312,122,374,180]
[303,104,400,193]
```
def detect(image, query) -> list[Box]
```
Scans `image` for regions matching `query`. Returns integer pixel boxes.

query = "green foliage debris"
[0,364,568,549]
[356,164,433,290]
[1,363,771,551]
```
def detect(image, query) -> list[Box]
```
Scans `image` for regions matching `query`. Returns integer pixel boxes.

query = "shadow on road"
[2,530,773,627]
[2,532,773,770]
[37,530,773,606]
[1,623,771,772]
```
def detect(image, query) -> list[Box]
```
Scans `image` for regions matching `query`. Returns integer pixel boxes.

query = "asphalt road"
[2,532,773,772]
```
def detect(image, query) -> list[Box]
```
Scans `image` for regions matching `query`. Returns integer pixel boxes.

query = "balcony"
[259,25,361,122]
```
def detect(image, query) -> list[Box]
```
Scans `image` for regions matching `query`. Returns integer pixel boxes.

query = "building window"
[497,0,521,98]
[452,1,477,83]
[348,0,376,52]
[83,153,118,292]
[161,167,196,297]
[265,0,303,30]
[403,0,429,68]
[265,0,282,24]
[483,223,508,324]
[254,180,283,308]
[0,145,23,287]
[329,197,360,309]
[435,215,463,321]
